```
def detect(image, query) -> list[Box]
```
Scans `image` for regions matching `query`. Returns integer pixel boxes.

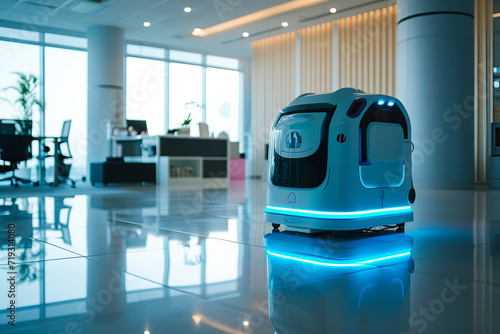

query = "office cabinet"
[113,135,229,188]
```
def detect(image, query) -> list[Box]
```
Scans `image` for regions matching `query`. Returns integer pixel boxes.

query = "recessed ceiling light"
[242,32,249,38]
[184,7,192,13]
[193,28,202,36]
[243,320,250,326]
[281,21,289,27]
[144,331,150,334]
[143,21,151,27]
[330,8,337,13]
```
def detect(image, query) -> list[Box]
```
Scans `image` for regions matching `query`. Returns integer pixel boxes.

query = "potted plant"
[178,101,203,136]
[182,112,193,127]
[3,71,44,132]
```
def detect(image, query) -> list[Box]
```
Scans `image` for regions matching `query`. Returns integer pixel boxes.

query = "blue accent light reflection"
[387,101,395,106]
[377,100,385,105]
[358,278,405,309]
[265,205,412,219]
[267,250,411,267]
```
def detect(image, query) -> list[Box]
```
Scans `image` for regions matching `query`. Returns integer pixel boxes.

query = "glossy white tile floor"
[0,180,499,333]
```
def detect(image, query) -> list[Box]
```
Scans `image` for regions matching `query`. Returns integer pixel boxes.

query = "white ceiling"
[0,0,392,57]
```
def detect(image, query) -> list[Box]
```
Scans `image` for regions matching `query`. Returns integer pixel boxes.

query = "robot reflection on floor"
[264,88,416,233]
[265,230,414,334]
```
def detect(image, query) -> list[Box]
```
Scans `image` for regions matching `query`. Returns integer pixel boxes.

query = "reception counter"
[113,135,229,188]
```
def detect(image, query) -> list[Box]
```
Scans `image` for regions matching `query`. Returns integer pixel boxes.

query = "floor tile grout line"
[84,255,212,301]
[107,219,268,249]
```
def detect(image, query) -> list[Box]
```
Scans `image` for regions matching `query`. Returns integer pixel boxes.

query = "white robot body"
[264,88,415,232]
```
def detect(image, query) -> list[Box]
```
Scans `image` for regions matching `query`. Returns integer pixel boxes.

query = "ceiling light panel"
[193,0,329,37]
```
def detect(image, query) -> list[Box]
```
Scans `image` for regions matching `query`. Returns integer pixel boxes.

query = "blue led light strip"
[265,205,412,219]
[267,250,411,267]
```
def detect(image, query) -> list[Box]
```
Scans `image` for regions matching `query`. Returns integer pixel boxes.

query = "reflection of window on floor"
[0,256,89,321]
[0,197,89,322]
[207,219,239,285]
[122,217,241,300]
[45,260,87,318]
[167,235,202,294]
[125,235,167,303]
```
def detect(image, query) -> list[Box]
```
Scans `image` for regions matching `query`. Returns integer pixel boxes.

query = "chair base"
[56,176,76,188]
[44,176,76,188]
[0,172,33,187]
[42,161,76,188]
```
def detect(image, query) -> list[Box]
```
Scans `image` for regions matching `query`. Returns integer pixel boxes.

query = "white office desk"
[112,135,229,188]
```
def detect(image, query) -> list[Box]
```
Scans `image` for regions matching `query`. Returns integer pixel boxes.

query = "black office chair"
[0,119,33,187]
[51,120,76,187]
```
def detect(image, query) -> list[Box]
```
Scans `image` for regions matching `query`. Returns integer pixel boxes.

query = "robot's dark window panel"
[270,105,335,188]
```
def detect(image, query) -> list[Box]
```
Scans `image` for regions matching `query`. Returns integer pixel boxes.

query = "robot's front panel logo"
[286,131,302,149]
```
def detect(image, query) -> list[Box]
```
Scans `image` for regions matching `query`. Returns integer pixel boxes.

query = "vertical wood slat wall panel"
[339,19,345,89]
[251,6,397,177]
[380,8,387,94]
[299,21,334,94]
[362,12,369,91]
[337,7,397,94]
[251,32,296,177]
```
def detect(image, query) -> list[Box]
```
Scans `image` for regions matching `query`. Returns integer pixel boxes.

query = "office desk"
[112,135,229,188]
[112,136,143,159]
[33,136,65,187]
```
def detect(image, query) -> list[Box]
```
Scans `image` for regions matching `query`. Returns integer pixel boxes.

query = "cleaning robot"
[264,88,415,232]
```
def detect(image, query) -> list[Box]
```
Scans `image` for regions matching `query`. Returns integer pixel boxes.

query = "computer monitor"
[126,119,148,136]
[0,122,15,135]
[493,123,500,156]
[190,122,209,138]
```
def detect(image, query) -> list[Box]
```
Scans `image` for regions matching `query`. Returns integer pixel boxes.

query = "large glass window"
[0,40,42,175]
[0,27,39,42]
[45,33,87,49]
[206,67,240,141]
[206,55,239,70]
[44,47,87,174]
[169,50,202,64]
[126,57,166,135]
[168,63,203,129]
[0,41,41,132]
[127,44,165,59]
[126,45,244,143]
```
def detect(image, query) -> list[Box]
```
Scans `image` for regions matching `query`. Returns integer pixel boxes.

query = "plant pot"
[178,127,190,136]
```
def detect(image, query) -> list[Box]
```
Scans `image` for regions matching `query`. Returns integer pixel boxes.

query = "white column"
[396,0,474,188]
[86,26,124,173]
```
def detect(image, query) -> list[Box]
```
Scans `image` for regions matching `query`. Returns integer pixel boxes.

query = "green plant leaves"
[2,71,43,120]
